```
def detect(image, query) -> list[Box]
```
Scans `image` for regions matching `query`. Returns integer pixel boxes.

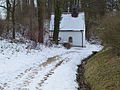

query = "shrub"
[98,12,120,55]
[63,43,71,49]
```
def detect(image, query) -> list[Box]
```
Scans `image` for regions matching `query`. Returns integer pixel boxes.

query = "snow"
[0,40,66,84]
[40,44,102,90]
[50,12,85,31]
[0,39,102,90]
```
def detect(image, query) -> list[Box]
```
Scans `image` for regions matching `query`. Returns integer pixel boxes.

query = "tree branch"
[0,5,12,12]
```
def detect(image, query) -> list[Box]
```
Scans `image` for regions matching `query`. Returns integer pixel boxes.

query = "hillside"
[84,48,120,90]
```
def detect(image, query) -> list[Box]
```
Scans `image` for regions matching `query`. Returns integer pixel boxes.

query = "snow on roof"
[50,12,85,31]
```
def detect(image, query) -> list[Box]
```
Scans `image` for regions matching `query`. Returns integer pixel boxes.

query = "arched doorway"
[68,36,73,43]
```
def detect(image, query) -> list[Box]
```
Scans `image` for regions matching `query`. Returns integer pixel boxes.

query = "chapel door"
[68,37,73,43]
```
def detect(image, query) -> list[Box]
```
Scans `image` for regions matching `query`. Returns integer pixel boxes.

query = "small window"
[68,37,73,43]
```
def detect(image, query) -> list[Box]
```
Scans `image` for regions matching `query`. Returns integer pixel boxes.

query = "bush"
[98,12,120,54]
[63,43,71,49]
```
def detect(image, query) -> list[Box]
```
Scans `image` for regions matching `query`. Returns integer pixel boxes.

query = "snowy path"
[0,40,102,90]
[2,51,78,90]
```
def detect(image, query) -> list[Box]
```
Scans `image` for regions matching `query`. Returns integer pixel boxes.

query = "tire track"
[4,51,78,90]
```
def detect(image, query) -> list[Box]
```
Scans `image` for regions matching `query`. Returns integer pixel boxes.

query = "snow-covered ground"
[0,39,102,90]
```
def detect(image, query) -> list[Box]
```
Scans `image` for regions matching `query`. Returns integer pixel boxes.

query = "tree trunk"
[53,0,62,45]
[6,0,11,37]
[37,0,45,43]
[29,0,35,31]
[12,0,16,39]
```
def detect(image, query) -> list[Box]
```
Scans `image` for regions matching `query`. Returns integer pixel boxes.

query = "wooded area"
[0,1,120,89]
[0,0,120,46]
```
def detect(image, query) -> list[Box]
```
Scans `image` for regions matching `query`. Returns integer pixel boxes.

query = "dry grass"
[84,48,120,90]
[98,12,120,54]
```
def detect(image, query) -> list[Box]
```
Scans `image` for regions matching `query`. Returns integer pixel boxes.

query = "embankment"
[77,48,120,90]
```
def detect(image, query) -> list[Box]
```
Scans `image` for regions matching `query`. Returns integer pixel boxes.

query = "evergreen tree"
[53,0,62,45]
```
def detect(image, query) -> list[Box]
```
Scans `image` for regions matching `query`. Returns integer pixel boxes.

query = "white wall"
[59,32,85,46]
[50,31,85,47]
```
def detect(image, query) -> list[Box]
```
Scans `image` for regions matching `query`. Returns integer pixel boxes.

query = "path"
[2,51,77,90]
[0,45,102,90]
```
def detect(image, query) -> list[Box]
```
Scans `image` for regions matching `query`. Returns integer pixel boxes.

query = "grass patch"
[84,48,120,90]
